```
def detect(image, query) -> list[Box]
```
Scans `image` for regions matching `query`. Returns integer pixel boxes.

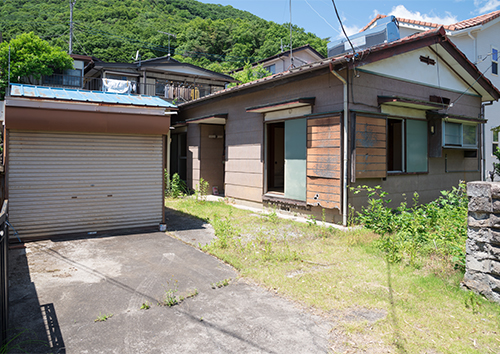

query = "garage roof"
[9,84,176,108]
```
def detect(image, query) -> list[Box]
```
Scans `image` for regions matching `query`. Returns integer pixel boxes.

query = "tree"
[228,62,271,88]
[0,32,74,98]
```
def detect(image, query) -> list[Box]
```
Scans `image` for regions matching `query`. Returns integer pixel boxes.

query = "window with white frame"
[492,47,498,75]
[443,121,477,148]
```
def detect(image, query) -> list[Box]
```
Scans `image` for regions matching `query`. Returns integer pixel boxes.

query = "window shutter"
[355,115,387,178]
[306,116,341,209]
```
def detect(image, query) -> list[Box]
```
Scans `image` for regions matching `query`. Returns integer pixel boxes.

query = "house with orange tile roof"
[362,11,500,180]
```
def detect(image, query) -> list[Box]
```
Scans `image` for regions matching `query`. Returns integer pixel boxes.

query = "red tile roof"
[361,10,500,32]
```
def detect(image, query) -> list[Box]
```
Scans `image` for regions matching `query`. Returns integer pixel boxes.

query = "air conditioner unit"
[328,16,400,58]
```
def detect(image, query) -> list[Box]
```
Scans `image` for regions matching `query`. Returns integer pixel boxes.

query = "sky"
[197,0,500,43]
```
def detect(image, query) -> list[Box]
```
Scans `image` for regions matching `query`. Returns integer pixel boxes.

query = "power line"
[331,0,356,56]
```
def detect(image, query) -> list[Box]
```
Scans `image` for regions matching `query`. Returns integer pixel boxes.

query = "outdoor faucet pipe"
[330,62,348,226]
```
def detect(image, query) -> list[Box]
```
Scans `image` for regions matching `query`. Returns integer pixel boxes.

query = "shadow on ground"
[8,246,65,353]
[7,209,333,353]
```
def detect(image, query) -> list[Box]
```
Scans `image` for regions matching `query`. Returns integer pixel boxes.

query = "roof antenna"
[157,31,177,58]
[135,50,141,67]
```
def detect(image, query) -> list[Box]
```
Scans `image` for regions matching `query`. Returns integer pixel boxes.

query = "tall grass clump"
[352,183,467,269]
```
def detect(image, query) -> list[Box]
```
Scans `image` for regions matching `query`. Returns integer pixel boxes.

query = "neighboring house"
[361,10,500,180]
[83,56,237,103]
[3,83,176,240]
[175,28,499,225]
[40,55,237,103]
[231,44,325,75]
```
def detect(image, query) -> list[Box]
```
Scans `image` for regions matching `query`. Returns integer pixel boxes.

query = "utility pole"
[289,0,294,68]
[69,0,76,54]
[157,31,177,57]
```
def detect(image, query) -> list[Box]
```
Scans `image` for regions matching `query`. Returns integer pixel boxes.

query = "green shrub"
[165,172,188,198]
[352,183,467,268]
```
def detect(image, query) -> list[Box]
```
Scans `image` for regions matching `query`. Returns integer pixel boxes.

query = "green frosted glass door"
[284,118,307,201]
[406,119,428,173]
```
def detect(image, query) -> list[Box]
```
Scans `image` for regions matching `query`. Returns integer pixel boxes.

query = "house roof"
[179,27,500,109]
[231,44,325,73]
[9,84,176,108]
[361,10,500,32]
[86,56,237,83]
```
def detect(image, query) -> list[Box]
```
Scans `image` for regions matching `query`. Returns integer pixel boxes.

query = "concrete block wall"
[463,181,500,303]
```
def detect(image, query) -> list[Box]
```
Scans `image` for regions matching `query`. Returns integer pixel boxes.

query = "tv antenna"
[157,31,177,57]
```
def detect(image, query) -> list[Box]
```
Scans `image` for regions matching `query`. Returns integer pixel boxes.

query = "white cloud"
[343,24,362,37]
[388,5,457,25]
[474,0,500,13]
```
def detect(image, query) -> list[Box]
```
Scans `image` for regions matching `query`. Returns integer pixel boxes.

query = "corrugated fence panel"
[8,131,163,239]
[355,115,387,178]
[306,116,341,210]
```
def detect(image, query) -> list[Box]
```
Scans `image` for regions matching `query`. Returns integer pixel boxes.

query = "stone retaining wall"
[463,181,500,303]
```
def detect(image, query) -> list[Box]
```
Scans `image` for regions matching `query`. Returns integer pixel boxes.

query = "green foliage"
[94,312,113,322]
[194,178,209,203]
[211,278,231,289]
[0,32,73,97]
[493,144,500,179]
[165,172,188,198]
[210,211,240,249]
[228,62,271,87]
[352,183,468,268]
[0,0,328,72]
[140,301,151,310]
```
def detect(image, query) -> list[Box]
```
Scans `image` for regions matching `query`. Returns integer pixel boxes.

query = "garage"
[4,84,176,240]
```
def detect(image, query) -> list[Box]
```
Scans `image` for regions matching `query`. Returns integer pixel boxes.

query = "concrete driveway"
[8,209,334,353]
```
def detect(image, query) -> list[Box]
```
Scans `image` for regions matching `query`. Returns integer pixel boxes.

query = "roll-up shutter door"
[8,131,163,240]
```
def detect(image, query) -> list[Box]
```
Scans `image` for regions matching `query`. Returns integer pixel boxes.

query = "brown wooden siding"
[306,116,341,209]
[355,115,387,178]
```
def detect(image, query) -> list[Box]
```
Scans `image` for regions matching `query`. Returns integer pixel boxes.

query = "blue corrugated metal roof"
[9,84,176,108]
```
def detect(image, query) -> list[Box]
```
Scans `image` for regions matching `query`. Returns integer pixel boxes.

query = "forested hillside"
[0,0,328,72]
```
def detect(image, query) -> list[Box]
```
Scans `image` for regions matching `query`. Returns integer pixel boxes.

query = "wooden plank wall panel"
[306,116,341,210]
[355,115,387,179]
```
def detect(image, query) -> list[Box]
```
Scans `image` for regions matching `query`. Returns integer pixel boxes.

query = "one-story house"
[175,27,500,225]
[3,84,177,240]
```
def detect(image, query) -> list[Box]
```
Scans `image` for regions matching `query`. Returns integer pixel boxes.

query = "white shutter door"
[8,131,163,239]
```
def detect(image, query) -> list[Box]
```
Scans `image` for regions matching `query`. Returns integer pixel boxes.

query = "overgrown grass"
[352,183,468,270]
[165,196,500,353]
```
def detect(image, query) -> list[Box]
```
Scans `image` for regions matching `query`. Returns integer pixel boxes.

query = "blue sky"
[197,0,500,42]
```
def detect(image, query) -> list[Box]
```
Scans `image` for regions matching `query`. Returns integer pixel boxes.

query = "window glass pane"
[406,119,428,172]
[284,118,307,201]
[388,119,403,171]
[494,131,498,143]
[493,143,498,155]
[493,62,498,75]
[444,122,461,145]
[265,64,276,75]
[493,48,498,62]
[463,125,477,146]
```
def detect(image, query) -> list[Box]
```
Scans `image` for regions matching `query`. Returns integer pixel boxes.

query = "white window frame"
[442,121,478,148]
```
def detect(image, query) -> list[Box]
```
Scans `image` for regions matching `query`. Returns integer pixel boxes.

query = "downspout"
[330,62,349,226]
[482,101,494,180]
[467,30,477,64]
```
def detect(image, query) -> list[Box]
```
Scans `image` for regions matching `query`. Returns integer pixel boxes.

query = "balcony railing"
[37,74,225,103]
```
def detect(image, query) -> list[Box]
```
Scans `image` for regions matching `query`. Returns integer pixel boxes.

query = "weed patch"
[351,183,468,270]
[94,312,113,322]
